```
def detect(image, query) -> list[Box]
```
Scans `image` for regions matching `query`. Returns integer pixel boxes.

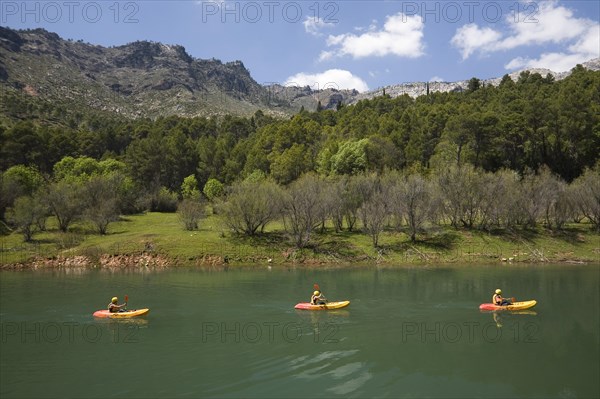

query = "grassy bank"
[1,212,599,268]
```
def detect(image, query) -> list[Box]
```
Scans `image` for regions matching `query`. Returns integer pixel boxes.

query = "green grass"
[1,212,599,267]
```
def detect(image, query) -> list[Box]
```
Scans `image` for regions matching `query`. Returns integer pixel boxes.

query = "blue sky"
[1,0,598,92]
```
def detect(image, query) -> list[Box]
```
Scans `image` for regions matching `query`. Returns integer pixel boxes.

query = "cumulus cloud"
[321,12,425,60]
[303,16,336,36]
[451,1,599,69]
[284,69,369,92]
[504,24,599,72]
[451,24,503,60]
[429,76,444,82]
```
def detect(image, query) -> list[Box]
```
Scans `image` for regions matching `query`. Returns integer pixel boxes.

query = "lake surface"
[1,264,598,398]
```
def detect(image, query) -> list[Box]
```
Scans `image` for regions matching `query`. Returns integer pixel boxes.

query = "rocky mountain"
[1,26,598,120]
[0,27,302,118]
[349,58,600,103]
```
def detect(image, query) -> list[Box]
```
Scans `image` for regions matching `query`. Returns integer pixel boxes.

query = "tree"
[485,169,521,228]
[269,143,312,184]
[571,166,600,231]
[329,139,369,175]
[181,175,201,200]
[45,180,84,232]
[390,173,432,242]
[359,185,389,248]
[82,175,121,234]
[178,199,206,231]
[435,164,488,229]
[8,196,47,241]
[467,77,481,92]
[519,169,547,227]
[282,173,324,248]
[220,179,283,236]
[0,165,44,220]
[202,178,224,201]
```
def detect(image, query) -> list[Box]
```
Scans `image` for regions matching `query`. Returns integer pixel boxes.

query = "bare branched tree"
[219,179,283,235]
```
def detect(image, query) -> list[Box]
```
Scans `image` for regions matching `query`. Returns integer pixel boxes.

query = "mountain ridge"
[1,26,598,119]
[351,58,600,102]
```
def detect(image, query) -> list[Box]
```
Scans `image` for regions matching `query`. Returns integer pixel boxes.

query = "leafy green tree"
[330,139,368,175]
[0,121,47,171]
[467,77,481,92]
[182,175,201,200]
[244,170,267,183]
[0,165,44,220]
[269,144,312,184]
[202,178,225,201]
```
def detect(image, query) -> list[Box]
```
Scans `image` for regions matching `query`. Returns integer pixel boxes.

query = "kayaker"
[108,297,127,313]
[492,289,512,306]
[311,290,327,305]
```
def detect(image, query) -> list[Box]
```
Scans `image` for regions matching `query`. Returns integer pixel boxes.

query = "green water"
[1,265,598,398]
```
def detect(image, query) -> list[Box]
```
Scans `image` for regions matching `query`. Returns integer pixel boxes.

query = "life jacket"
[492,294,502,305]
[108,303,118,312]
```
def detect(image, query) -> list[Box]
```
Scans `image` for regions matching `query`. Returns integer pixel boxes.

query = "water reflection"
[482,310,538,328]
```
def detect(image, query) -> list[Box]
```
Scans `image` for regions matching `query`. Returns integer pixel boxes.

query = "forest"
[1,66,599,247]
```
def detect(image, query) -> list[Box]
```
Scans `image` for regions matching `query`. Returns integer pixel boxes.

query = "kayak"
[93,309,150,318]
[294,301,350,310]
[479,300,537,311]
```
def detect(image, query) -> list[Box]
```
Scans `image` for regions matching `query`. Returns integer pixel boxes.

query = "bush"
[177,199,205,230]
[152,187,178,212]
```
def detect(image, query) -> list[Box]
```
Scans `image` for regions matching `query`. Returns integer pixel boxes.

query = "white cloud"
[303,16,335,36]
[505,52,594,73]
[497,1,588,50]
[569,24,600,58]
[504,23,599,72]
[451,24,502,60]
[284,69,369,92]
[451,1,599,67]
[321,12,425,60]
[429,76,444,82]
[317,50,335,62]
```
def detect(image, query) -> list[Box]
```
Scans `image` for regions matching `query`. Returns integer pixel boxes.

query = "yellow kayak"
[93,309,150,318]
[294,301,350,310]
[479,300,537,311]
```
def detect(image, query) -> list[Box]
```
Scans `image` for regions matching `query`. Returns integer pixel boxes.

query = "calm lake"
[1,264,598,398]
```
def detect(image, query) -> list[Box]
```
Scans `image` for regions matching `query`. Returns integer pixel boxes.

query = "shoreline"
[2,213,598,271]
[1,251,596,271]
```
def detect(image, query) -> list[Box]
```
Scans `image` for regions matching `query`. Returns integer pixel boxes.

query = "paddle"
[124,295,129,311]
